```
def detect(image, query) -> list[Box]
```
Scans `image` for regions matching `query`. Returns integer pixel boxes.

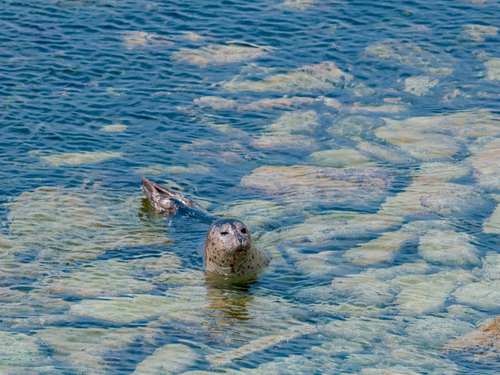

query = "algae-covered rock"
[343,229,415,266]
[214,199,285,229]
[134,164,211,176]
[453,280,500,309]
[418,230,481,267]
[404,76,439,96]
[405,316,475,347]
[36,327,159,374]
[307,149,371,167]
[473,252,500,280]
[36,257,177,297]
[364,39,454,75]
[356,141,414,164]
[391,270,476,314]
[30,150,122,167]
[3,186,171,263]
[375,111,500,160]
[206,325,316,366]
[443,316,500,362]
[193,96,237,110]
[0,331,52,371]
[265,110,319,134]
[467,138,500,190]
[241,166,396,211]
[100,124,127,132]
[331,272,398,304]
[343,220,469,266]
[223,62,352,92]
[121,31,172,50]
[238,96,316,111]
[69,287,207,324]
[338,104,407,115]
[172,42,272,64]
[463,24,498,42]
[327,116,384,138]
[485,58,500,81]
[282,0,314,10]
[378,181,487,219]
[412,162,472,183]
[132,344,198,374]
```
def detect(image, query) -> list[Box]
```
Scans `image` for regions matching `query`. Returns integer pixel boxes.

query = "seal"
[141,178,270,277]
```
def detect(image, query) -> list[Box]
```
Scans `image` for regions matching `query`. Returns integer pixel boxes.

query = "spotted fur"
[204,218,270,276]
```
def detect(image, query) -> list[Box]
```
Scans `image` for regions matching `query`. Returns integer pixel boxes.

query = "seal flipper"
[141,178,219,224]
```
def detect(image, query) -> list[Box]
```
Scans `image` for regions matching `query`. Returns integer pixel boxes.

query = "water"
[1,0,500,373]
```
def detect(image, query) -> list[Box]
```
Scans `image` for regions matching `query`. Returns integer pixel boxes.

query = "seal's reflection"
[203,272,261,331]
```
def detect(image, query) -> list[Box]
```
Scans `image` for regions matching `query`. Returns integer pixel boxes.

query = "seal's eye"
[220,231,229,236]
[241,228,247,234]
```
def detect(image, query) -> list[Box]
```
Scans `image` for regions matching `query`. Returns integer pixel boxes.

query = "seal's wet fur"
[141,178,270,277]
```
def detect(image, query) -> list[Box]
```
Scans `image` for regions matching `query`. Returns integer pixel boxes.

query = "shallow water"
[1,0,500,373]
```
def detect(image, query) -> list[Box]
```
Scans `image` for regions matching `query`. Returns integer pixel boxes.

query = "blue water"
[1,0,500,373]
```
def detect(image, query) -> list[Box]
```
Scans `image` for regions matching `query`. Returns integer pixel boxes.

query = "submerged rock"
[3,186,171,263]
[36,254,180,297]
[343,229,415,266]
[338,104,407,115]
[377,181,487,219]
[411,162,472,183]
[406,316,475,347]
[331,272,399,304]
[132,344,198,374]
[206,325,316,366]
[473,252,500,280]
[463,24,498,42]
[36,327,159,374]
[194,96,237,110]
[172,42,272,64]
[121,31,173,50]
[282,0,315,10]
[418,230,481,267]
[364,39,454,75]
[485,58,500,81]
[265,110,319,134]
[391,270,475,314]
[241,166,396,211]
[0,331,53,371]
[222,62,352,92]
[404,76,439,96]
[30,150,122,167]
[69,288,207,324]
[443,316,500,362]
[356,141,414,164]
[134,164,211,176]
[453,280,500,309]
[467,138,500,190]
[100,124,127,132]
[327,116,385,139]
[238,96,316,111]
[307,148,372,168]
[252,111,320,150]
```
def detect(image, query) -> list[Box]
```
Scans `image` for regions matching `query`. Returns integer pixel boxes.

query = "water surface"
[1,0,500,373]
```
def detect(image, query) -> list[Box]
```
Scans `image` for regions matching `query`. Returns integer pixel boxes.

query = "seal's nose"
[236,234,249,251]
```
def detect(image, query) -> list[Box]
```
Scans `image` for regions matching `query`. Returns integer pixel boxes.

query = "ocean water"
[1,0,500,373]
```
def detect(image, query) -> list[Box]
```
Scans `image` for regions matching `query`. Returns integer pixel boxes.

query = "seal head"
[205,218,270,277]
